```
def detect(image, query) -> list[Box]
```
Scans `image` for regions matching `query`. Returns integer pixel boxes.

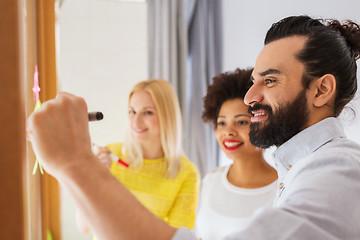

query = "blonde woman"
[77,79,199,238]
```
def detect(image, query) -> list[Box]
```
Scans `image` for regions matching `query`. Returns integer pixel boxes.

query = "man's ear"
[312,74,336,107]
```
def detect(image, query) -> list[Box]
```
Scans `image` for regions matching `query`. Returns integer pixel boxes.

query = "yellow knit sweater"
[107,142,199,228]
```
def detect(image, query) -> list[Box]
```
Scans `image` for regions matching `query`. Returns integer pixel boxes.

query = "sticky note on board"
[31,65,44,175]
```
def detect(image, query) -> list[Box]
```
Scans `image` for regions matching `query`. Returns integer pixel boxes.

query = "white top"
[194,165,277,240]
[173,117,360,239]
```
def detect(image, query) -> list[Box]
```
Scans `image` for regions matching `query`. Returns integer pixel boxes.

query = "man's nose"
[244,82,263,106]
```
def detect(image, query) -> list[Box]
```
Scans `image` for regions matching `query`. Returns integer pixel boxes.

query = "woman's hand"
[93,144,112,169]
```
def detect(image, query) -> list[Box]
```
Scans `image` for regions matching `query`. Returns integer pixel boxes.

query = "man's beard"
[248,89,310,149]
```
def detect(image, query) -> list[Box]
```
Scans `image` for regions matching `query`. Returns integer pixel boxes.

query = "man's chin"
[249,121,274,149]
[250,121,267,131]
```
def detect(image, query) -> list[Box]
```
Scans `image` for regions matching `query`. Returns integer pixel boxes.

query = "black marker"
[88,112,103,121]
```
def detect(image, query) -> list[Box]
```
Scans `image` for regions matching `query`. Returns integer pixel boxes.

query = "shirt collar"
[272,117,346,173]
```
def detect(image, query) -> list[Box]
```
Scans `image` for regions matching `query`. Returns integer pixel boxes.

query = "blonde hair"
[123,79,183,178]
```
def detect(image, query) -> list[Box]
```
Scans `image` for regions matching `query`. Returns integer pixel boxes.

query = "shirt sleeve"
[167,161,200,229]
[172,227,199,240]
[223,207,339,240]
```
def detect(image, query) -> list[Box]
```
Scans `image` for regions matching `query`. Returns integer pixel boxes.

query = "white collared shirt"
[173,117,360,240]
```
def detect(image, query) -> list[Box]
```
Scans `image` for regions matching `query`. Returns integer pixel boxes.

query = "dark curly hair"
[202,68,253,129]
[265,15,360,117]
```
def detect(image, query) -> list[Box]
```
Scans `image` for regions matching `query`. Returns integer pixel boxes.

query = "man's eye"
[265,79,275,84]
[128,110,135,114]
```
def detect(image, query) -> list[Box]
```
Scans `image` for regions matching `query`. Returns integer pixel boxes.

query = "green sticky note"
[47,230,53,240]
[34,99,42,111]
[32,99,44,175]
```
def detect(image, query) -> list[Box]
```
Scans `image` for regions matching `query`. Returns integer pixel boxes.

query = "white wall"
[221,0,360,163]
[57,0,147,239]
